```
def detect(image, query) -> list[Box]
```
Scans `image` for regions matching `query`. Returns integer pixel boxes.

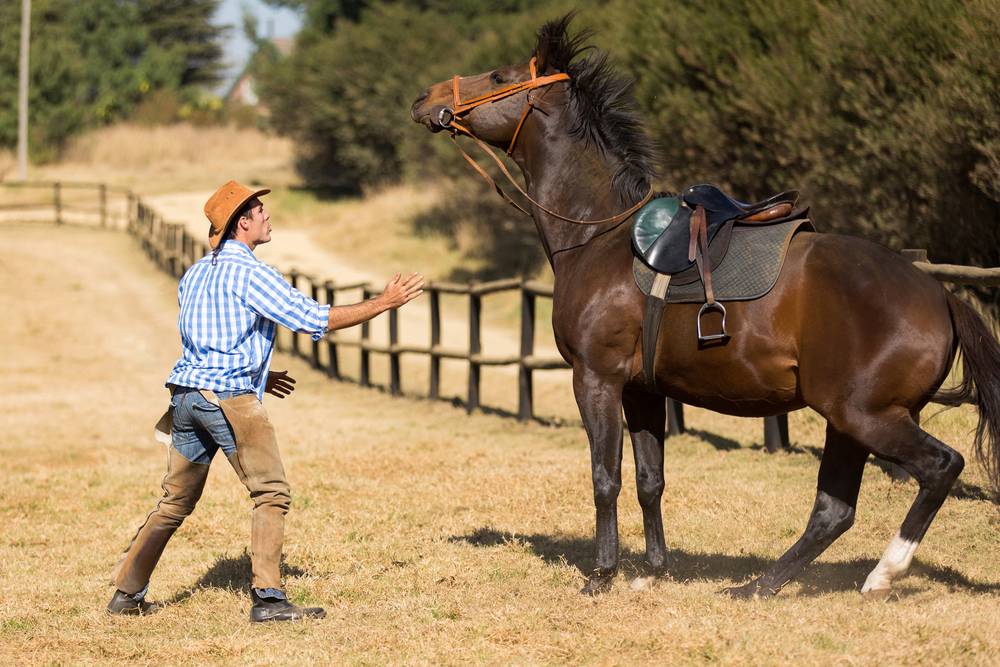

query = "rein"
[441,57,653,226]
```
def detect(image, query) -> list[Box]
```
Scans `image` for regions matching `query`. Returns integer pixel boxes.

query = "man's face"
[240,199,271,247]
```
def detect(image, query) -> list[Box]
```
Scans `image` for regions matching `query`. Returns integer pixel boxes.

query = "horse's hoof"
[861,587,893,602]
[581,573,615,596]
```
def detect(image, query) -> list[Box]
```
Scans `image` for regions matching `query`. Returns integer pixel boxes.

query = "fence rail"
[4,180,998,451]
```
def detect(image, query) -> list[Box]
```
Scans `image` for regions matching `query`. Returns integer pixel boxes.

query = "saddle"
[633,184,799,276]
[630,183,802,390]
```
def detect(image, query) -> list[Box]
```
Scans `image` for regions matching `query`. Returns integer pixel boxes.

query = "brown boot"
[111,447,211,595]
[219,394,291,591]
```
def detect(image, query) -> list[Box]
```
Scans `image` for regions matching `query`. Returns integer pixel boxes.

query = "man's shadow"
[166,553,309,604]
[450,526,1000,596]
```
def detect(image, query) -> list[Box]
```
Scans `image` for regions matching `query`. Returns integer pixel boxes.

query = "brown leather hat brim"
[208,188,271,249]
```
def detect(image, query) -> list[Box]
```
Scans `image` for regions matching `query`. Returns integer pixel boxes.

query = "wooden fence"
[0,180,133,228]
[5,181,999,452]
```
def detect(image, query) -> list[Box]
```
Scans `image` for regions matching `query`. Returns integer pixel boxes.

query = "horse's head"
[410,16,582,152]
[412,15,658,214]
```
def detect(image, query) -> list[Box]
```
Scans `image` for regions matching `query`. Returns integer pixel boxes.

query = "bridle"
[436,57,652,226]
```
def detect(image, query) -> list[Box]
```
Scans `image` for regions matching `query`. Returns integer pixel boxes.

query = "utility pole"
[17,0,31,181]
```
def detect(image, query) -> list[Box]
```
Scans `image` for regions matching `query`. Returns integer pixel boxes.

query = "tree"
[0,0,225,159]
[138,0,226,87]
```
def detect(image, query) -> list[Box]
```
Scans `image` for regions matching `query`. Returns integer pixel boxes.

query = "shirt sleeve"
[242,264,331,340]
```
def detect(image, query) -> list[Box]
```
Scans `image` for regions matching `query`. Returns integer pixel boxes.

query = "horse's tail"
[935,291,1000,497]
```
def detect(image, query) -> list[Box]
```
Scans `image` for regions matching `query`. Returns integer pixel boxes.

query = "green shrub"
[0,0,225,159]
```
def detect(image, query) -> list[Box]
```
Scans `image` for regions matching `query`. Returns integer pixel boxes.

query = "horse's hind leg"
[725,424,868,599]
[623,388,667,570]
[574,369,626,595]
[859,413,965,594]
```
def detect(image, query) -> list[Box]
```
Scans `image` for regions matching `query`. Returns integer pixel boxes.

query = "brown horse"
[411,16,1000,597]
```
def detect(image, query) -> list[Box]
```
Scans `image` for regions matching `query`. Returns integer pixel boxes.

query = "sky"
[212,0,303,91]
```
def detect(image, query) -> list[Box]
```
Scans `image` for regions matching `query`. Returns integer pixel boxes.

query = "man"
[108,180,423,621]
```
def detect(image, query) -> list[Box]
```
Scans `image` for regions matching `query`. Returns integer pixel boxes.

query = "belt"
[169,384,253,400]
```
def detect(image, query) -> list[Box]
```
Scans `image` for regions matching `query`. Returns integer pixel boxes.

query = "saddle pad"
[632,218,813,303]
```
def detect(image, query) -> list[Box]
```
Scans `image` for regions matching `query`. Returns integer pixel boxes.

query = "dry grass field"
[26,124,296,194]
[2,218,1000,665]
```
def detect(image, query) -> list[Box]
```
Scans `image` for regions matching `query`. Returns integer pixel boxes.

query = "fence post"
[99,183,107,228]
[467,286,481,412]
[325,281,340,380]
[288,270,300,357]
[389,306,401,396]
[152,214,161,265]
[360,286,371,387]
[174,225,183,277]
[429,288,441,400]
[54,182,62,225]
[126,191,136,233]
[182,231,193,270]
[518,285,534,421]
[764,414,790,452]
[666,399,686,436]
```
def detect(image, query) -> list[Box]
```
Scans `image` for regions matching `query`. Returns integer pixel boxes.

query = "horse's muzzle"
[412,101,453,133]
[419,105,453,132]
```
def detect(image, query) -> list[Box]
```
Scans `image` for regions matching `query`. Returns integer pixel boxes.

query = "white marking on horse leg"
[861,532,920,593]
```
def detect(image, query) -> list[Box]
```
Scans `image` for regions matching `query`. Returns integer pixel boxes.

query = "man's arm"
[328,272,424,331]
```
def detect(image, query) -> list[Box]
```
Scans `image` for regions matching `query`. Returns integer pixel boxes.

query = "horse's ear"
[535,48,549,74]
[534,13,573,73]
[534,14,588,74]
[533,38,552,73]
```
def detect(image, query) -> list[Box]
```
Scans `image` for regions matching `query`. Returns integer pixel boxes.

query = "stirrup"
[696,301,729,343]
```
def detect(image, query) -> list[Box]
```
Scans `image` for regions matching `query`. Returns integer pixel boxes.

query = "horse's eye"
[490,71,504,85]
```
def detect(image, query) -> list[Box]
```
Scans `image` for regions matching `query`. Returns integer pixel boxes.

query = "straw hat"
[205,180,271,249]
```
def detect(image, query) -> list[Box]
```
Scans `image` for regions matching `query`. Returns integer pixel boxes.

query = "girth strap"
[642,272,671,391]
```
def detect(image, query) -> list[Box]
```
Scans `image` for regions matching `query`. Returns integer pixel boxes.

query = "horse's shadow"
[686,428,742,451]
[739,439,993,501]
[450,526,1000,596]
[166,552,310,604]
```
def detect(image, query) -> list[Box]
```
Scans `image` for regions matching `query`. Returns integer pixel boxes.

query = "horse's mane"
[535,15,660,206]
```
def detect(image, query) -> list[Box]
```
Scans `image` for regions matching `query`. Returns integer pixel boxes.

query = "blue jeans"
[170,387,250,464]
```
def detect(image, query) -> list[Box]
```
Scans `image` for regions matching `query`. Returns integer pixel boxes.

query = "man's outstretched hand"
[265,370,296,399]
[379,272,425,309]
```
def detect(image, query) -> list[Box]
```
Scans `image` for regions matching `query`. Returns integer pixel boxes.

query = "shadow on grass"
[753,443,994,501]
[166,552,309,604]
[685,428,741,451]
[450,526,1000,596]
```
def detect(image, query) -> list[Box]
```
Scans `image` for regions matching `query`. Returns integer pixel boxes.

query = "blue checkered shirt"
[166,240,330,399]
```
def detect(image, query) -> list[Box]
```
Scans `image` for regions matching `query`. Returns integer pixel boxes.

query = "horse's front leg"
[573,368,625,595]
[622,387,667,571]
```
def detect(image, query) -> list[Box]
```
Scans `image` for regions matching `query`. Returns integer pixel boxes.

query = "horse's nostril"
[412,89,430,109]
